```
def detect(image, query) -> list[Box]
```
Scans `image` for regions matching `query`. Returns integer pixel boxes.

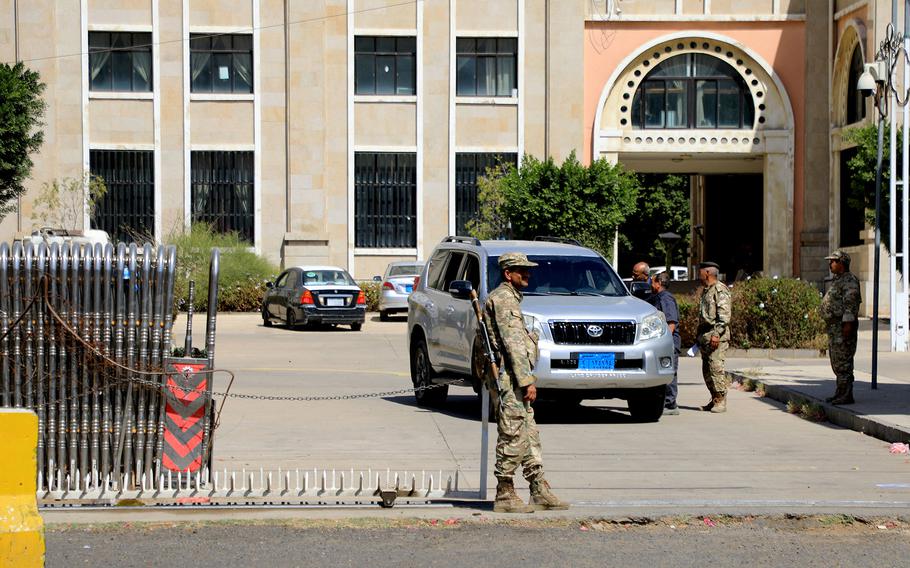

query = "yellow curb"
[0,410,44,567]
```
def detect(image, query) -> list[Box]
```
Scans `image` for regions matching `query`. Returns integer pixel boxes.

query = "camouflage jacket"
[484,282,538,389]
[697,281,732,342]
[820,272,861,325]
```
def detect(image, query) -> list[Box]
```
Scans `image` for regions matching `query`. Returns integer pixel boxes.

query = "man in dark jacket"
[648,271,680,414]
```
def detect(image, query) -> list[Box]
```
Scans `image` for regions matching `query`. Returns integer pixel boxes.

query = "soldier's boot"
[825,384,845,403]
[494,479,534,513]
[830,384,855,405]
[709,393,727,413]
[529,478,570,511]
[701,390,716,411]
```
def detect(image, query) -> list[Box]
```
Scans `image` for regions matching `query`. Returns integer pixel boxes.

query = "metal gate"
[0,240,220,496]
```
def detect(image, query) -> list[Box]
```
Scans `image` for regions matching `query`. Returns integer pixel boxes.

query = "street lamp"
[658,231,681,274]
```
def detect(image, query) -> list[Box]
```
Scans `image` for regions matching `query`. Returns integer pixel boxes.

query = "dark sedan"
[262,265,366,331]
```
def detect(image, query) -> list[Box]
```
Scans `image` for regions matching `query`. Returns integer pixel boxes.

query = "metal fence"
[0,240,220,495]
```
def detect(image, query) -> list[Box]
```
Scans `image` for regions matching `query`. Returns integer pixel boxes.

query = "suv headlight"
[523,314,545,337]
[639,312,667,341]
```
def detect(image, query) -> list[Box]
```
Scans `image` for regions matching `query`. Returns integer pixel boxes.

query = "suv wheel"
[411,338,447,407]
[379,310,389,321]
[627,386,665,422]
[262,306,272,327]
[286,310,296,329]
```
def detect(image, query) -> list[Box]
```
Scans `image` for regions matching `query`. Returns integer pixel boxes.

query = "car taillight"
[300,290,314,305]
[382,281,394,290]
[357,290,366,305]
[413,276,420,288]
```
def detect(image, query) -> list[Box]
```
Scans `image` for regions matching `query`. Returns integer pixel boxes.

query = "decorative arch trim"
[832,19,868,128]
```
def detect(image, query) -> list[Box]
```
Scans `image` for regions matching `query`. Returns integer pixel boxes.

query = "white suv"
[407,237,676,421]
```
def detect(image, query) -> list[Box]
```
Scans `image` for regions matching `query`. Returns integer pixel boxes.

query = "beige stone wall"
[617,0,676,16]
[354,0,416,29]
[711,0,774,15]
[456,105,519,148]
[354,103,416,147]
[457,0,517,31]
[189,0,252,28]
[190,101,254,145]
[89,100,154,145]
[88,0,151,26]
[158,0,186,238]
[259,0,287,264]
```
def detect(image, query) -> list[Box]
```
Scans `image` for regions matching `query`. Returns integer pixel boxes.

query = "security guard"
[484,252,568,513]
[696,261,732,413]
[820,250,862,405]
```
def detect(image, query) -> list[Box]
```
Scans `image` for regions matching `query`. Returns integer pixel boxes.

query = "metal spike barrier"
[0,241,220,496]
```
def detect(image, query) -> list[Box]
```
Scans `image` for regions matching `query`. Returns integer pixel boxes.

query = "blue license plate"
[578,353,616,370]
[405,285,413,293]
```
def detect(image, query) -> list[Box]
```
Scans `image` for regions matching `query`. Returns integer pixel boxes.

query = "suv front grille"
[549,321,636,346]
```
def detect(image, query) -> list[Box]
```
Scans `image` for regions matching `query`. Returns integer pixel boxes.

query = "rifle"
[469,289,500,409]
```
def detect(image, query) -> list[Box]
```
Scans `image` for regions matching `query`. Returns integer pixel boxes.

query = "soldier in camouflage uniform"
[696,261,732,413]
[484,252,569,513]
[819,250,862,405]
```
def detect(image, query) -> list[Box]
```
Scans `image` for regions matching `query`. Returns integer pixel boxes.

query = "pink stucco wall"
[583,22,806,274]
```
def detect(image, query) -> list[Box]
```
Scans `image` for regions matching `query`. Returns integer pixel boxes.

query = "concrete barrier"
[0,409,44,567]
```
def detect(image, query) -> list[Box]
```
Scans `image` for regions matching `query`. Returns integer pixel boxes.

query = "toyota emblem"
[586,325,604,338]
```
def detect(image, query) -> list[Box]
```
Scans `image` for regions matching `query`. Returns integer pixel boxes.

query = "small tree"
[619,173,691,268]
[842,122,901,250]
[31,175,107,232]
[0,62,47,218]
[467,152,640,256]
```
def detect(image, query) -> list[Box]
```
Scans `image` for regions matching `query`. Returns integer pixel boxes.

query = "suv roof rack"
[533,236,581,246]
[442,235,482,246]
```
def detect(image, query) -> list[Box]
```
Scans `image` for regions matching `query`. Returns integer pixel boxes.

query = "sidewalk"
[726,319,910,444]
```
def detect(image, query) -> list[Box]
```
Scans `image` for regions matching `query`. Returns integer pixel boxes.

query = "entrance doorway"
[693,174,764,279]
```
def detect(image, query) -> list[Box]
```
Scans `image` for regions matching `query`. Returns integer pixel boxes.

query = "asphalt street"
[144,313,910,513]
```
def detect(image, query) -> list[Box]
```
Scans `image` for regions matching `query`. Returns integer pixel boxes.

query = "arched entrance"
[593,32,795,277]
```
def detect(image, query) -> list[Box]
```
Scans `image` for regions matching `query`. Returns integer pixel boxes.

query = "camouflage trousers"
[701,341,729,396]
[827,328,857,388]
[495,379,544,482]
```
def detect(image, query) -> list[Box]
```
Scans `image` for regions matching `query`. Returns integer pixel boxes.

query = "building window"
[190,151,255,243]
[355,36,416,95]
[455,153,517,235]
[456,38,517,97]
[89,32,152,92]
[190,34,253,94]
[847,45,867,124]
[354,153,416,248]
[631,53,755,129]
[90,150,155,242]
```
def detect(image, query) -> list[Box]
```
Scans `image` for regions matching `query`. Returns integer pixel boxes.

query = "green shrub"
[674,277,826,350]
[358,281,380,312]
[167,223,278,312]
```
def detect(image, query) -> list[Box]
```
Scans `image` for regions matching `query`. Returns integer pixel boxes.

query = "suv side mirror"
[449,280,474,300]
[629,281,650,299]
[265,281,274,289]
[372,275,382,282]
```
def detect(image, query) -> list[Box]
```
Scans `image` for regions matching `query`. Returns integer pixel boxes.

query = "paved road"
[46,518,910,568]
[164,313,910,511]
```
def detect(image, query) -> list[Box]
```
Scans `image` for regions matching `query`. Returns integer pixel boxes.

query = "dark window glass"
[88,31,153,92]
[354,35,416,95]
[847,45,867,124]
[89,150,155,242]
[439,252,465,291]
[190,151,255,242]
[190,33,253,94]
[456,37,517,97]
[454,153,518,236]
[631,53,754,129]
[425,250,449,290]
[354,153,417,248]
[487,255,628,297]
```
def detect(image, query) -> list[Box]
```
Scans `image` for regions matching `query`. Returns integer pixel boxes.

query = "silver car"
[378,261,424,321]
[407,237,675,421]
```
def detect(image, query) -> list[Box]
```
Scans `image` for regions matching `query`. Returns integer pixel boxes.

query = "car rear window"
[487,255,628,297]
[301,270,355,286]
[388,264,423,277]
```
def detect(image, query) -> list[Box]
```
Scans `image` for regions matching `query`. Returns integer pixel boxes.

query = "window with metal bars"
[354,153,416,248]
[190,151,255,243]
[454,153,517,236]
[89,150,155,242]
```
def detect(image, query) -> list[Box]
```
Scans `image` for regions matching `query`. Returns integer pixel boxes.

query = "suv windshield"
[302,269,355,286]
[388,264,423,277]
[487,255,628,297]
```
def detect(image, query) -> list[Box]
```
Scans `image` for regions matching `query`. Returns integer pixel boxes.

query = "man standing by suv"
[649,271,680,414]
[484,252,569,513]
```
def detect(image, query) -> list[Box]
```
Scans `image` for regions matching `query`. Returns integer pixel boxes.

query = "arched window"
[846,45,867,124]
[631,53,755,129]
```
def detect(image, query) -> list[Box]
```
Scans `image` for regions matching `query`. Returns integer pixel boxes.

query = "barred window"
[354,153,416,248]
[89,32,152,92]
[190,151,255,243]
[355,36,416,95]
[456,38,517,97]
[89,150,155,242]
[190,34,253,94]
[455,153,517,235]
[631,53,755,129]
